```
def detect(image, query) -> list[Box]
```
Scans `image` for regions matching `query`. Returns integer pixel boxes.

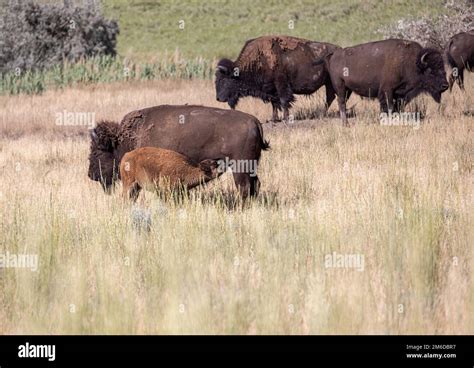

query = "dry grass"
[0,78,472,334]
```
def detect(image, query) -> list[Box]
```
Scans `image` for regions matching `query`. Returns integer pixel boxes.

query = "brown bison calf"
[120,147,220,201]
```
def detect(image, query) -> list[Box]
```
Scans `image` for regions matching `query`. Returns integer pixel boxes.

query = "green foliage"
[0,55,215,95]
[0,0,447,95]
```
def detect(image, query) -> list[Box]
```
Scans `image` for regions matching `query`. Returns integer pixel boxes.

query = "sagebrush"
[378,0,473,49]
[0,0,119,74]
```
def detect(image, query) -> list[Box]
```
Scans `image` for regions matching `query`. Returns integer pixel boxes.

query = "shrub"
[378,0,473,49]
[0,0,119,74]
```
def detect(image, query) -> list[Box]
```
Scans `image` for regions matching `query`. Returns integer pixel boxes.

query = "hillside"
[103,0,446,60]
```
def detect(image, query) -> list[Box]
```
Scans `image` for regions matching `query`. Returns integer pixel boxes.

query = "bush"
[378,0,473,49]
[0,0,119,74]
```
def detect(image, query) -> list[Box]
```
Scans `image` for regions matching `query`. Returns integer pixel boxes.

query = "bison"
[120,147,220,201]
[446,31,474,91]
[88,105,269,199]
[215,35,340,122]
[320,39,449,125]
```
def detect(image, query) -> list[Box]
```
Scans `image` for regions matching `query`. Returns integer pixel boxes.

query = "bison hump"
[118,110,146,145]
[237,35,308,70]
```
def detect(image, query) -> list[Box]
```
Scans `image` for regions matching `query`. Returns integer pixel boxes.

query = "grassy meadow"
[102,0,445,59]
[1,0,446,95]
[0,77,472,334]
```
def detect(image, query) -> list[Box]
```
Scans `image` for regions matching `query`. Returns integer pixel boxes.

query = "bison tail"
[313,52,334,67]
[445,39,457,68]
[447,52,457,70]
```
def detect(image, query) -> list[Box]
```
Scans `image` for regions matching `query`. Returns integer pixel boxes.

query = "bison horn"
[420,52,429,65]
[90,129,99,143]
[217,65,228,73]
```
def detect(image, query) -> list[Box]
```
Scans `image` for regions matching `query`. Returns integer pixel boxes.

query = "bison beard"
[88,120,120,191]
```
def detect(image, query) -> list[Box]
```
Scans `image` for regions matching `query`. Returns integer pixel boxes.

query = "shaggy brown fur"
[120,147,220,201]
[236,35,305,70]
[215,35,340,122]
[88,105,269,199]
[88,120,121,190]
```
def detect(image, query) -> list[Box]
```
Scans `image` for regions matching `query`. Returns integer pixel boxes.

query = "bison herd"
[89,32,473,199]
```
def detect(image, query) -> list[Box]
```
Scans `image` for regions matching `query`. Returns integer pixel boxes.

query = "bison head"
[416,48,449,103]
[215,58,241,109]
[88,121,120,192]
[199,159,221,179]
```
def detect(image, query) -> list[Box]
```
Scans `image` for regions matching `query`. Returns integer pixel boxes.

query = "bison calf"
[120,147,220,201]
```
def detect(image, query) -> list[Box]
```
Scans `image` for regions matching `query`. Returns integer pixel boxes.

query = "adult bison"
[215,35,340,122]
[88,105,269,198]
[321,39,449,125]
[446,31,474,91]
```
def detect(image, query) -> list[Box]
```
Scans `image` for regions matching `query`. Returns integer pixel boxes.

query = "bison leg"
[393,97,405,113]
[457,68,465,91]
[233,172,260,200]
[336,88,351,126]
[270,102,281,122]
[129,183,141,202]
[324,81,336,114]
[338,98,348,126]
[274,78,294,124]
[448,72,455,92]
[250,175,261,197]
[282,106,290,124]
[379,90,395,113]
[449,66,465,92]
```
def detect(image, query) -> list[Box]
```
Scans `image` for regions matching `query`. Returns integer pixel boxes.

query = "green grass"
[0,55,215,95]
[103,0,446,60]
[1,0,447,95]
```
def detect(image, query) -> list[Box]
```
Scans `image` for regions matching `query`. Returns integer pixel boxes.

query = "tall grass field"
[0,78,472,334]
